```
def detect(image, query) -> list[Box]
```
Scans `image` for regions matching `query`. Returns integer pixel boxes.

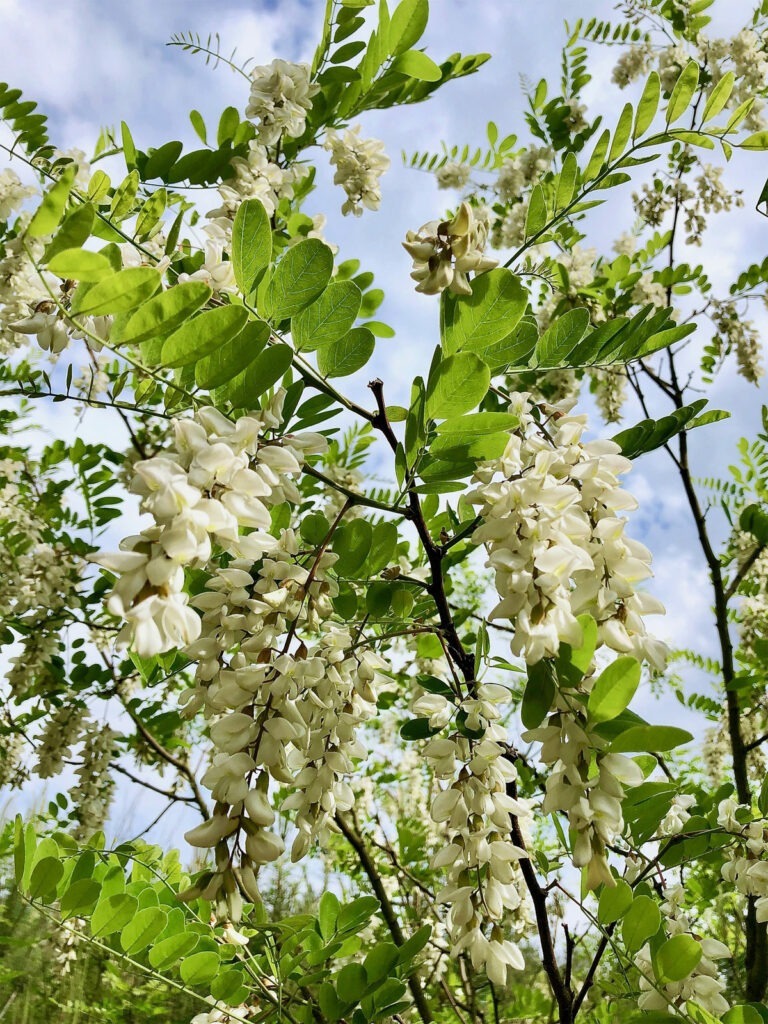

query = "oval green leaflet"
[161,303,250,368]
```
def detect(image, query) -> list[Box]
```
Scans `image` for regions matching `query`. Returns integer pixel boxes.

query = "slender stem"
[335,813,434,1024]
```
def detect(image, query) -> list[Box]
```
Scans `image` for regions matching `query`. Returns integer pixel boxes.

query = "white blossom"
[324,125,389,216]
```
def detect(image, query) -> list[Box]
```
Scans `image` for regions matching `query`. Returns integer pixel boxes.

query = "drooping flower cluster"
[611,42,653,88]
[324,125,390,217]
[403,202,497,295]
[468,392,667,668]
[35,704,86,778]
[718,797,768,924]
[94,398,386,918]
[435,161,471,191]
[423,683,530,984]
[246,60,319,145]
[523,695,643,888]
[495,146,553,203]
[71,720,117,839]
[635,884,731,1017]
[711,300,764,385]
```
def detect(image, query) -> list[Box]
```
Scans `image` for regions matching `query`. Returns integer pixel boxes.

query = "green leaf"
[337,963,368,1004]
[232,198,272,294]
[609,102,634,162]
[388,0,428,55]
[110,170,140,220]
[598,879,633,924]
[436,412,518,436]
[292,281,362,352]
[666,61,699,125]
[266,239,334,321]
[112,280,212,346]
[317,326,375,377]
[148,932,199,970]
[702,72,735,123]
[120,907,168,955]
[318,891,341,940]
[135,188,167,239]
[224,343,293,408]
[653,934,702,983]
[610,725,693,753]
[43,203,96,261]
[556,152,578,210]
[27,166,76,238]
[588,657,641,723]
[29,856,64,899]
[534,307,590,366]
[364,942,400,982]
[741,131,768,151]
[161,304,249,368]
[70,267,161,316]
[521,660,557,729]
[121,120,137,168]
[583,129,610,182]
[91,894,139,937]
[179,950,220,986]
[525,184,547,237]
[442,269,527,358]
[391,49,442,81]
[190,109,207,144]
[333,519,373,576]
[425,352,490,420]
[740,503,768,545]
[60,878,101,917]
[196,319,270,390]
[622,894,661,953]
[47,248,113,282]
[722,1008,765,1024]
[633,72,660,139]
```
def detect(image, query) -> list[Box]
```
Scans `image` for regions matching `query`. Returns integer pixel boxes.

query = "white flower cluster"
[324,125,390,217]
[0,168,35,221]
[468,392,667,668]
[420,683,530,984]
[711,300,764,386]
[590,366,628,424]
[206,142,303,239]
[49,916,86,977]
[0,459,83,699]
[95,399,386,919]
[630,272,666,310]
[403,202,497,296]
[495,146,553,203]
[35,704,86,779]
[732,532,768,660]
[246,60,319,145]
[718,797,768,924]
[523,696,643,888]
[611,43,653,88]
[635,884,731,1016]
[435,161,471,191]
[71,721,117,839]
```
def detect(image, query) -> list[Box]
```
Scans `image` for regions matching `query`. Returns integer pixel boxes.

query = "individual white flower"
[178,239,236,292]
[403,202,497,295]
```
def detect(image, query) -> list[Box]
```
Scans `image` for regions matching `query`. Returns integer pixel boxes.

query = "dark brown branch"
[335,813,434,1024]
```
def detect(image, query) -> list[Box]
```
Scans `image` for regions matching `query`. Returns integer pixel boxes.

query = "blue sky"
[1,0,766,840]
